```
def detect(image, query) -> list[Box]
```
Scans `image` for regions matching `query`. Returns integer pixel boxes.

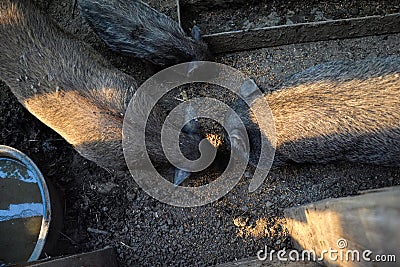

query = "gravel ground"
[185,0,400,34]
[1,1,400,266]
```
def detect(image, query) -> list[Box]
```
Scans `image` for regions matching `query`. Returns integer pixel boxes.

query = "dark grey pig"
[78,0,211,66]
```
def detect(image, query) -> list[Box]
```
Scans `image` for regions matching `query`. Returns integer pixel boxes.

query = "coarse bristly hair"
[0,0,199,171]
[1,0,399,175]
[78,0,212,66]
[227,56,400,168]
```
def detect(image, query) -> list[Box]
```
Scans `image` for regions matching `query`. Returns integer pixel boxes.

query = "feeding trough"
[0,146,51,265]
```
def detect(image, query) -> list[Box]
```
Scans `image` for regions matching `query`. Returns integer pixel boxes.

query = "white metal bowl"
[0,145,51,265]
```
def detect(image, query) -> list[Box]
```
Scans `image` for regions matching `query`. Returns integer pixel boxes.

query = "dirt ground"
[1,1,400,266]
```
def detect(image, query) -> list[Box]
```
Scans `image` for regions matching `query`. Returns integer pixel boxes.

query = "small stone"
[242,19,255,31]
[266,11,281,26]
[127,192,136,201]
[265,201,273,207]
[233,217,248,227]
[287,10,295,16]
[314,11,327,21]
[94,182,118,194]
[285,18,294,25]
[350,8,359,16]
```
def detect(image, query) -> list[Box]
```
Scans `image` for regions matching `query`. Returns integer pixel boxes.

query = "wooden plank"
[26,247,118,267]
[203,13,400,54]
[284,186,400,267]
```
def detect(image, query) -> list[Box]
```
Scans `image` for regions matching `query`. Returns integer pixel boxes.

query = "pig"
[0,0,200,173]
[227,56,400,168]
[77,0,211,66]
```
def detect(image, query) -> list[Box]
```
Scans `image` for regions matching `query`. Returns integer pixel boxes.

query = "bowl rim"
[0,145,51,262]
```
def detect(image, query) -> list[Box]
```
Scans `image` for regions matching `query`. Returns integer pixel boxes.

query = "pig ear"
[191,25,203,42]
